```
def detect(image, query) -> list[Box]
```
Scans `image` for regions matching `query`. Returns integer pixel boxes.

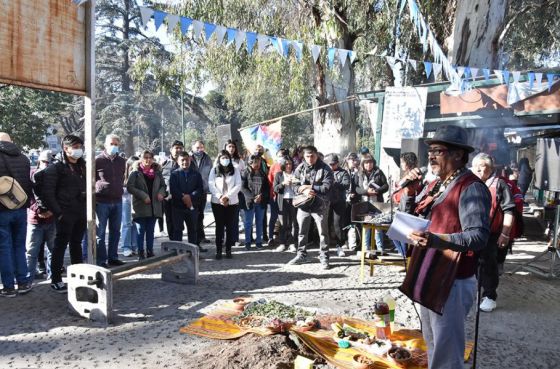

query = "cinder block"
[160,241,199,284]
[67,264,113,324]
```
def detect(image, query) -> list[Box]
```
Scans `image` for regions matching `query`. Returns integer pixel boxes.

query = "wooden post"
[84,0,97,265]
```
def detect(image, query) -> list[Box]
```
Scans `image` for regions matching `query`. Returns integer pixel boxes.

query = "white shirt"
[208,166,242,205]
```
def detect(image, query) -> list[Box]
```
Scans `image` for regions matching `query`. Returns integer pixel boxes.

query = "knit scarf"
[139,163,155,179]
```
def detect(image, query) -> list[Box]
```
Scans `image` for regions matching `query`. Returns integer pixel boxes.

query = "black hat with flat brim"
[425,125,475,153]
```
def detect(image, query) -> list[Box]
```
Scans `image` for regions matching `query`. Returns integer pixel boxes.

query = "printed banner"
[240,121,283,165]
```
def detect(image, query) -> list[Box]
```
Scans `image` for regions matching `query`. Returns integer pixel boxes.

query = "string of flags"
[137,2,559,94]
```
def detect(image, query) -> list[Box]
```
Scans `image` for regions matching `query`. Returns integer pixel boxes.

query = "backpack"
[0,155,28,210]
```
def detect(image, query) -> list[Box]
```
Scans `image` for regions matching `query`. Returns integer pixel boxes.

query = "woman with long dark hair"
[209,150,242,259]
[224,139,245,245]
[273,156,299,252]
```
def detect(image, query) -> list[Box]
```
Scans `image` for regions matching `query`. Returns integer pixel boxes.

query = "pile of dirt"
[185,334,328,369]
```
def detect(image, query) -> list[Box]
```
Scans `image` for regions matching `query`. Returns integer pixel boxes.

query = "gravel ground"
[2,207,560,369]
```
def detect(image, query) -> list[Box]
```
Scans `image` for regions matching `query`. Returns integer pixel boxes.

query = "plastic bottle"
[383,294,396,331]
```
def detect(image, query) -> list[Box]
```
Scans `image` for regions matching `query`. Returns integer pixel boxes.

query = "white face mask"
[220,159,231,167]
[70,148,83,159]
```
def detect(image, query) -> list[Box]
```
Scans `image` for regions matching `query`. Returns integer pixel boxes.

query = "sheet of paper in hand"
[387,211,431,244]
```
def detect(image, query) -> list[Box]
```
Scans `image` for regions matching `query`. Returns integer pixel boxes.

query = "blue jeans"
[118,191,137,253]
[268,201,279,241]
[134,217,157,254]
[421,276,476,369]
[0,209,29,289]
[392,240,407,257]
[244,204,265,247]
[96,202,122,264]
[364,229,385,251]
[25,222,55,282]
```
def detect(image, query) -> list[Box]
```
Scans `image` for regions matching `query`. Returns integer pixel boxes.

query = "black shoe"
[287,254,308,265]
[255,243,263,250]
[138,251,145,260]
[146,251,155,258]
[108,259,125,266]
[201,238,211,244]
[198,245,208,253]
[50,282,67,293]
[225,253,233,259]
[0,288,17,298]
[215,253,222,260]
[100,262,109,268]
[18,282,33,295]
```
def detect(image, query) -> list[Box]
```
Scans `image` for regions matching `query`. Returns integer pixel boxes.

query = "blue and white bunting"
[153,11,166,31]
[139,7,154,28]
[192,20,204,41]
[535,73,543,89]
[270,37,280,54]
[494,70,503,84]
[167,15,180,34]
[338,49,349,67]
[456,66,465,78]
[257,34,269,53]
[547,73,555,91]
[512,71,521,84]
[180,17,192,35]
[409,59,417,71]
[311,45,322,63]
[292,41,303,62]
[234,30,246,52]
[214,25,227,45]
[246,32,257,54]
[204,23,216,41]
[280,38,290,58]
[423,61,432,78]
[226,28,237,45]
[483,69,490,81]
[502,70,510,85]
[328,48,336,68]
[433,63,442,80]
[470,67,479,81]
[528,72,535,89]
[349,50,357,64]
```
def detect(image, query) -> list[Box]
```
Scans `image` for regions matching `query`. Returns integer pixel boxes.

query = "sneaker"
[497,263,504,276]
[0,288,17,298]
[480,297,497,312]
[275,244,287,252]
[122,249,133,257]
[319,258,330,270]
[244,244,251,251]
[336,246,346,257]
[255,243,263,249]
[18,282,33,295]
[50,282,67,293]
[287,254,308,265]
[288,244,297,253]
[108,259,125,266]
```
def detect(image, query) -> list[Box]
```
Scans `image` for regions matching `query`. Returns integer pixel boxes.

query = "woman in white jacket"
[209,150,242,259]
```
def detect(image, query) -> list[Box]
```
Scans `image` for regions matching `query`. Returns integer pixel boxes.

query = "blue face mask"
[108,145,119,155]
[220,159,231,167]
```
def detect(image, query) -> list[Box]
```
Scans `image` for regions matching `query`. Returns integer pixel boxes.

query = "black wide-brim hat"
[424,125,475,153]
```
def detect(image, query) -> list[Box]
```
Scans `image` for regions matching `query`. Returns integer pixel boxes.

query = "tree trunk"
[312,61,356,155]
[448,0,508,69]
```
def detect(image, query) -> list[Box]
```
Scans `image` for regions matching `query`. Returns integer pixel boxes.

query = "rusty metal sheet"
[0,0,86,95]
[440,84,510,115]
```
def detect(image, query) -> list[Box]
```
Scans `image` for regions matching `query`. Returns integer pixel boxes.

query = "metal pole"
[161,107,164,154]
[180,43,185,144]
[84,0,97,265]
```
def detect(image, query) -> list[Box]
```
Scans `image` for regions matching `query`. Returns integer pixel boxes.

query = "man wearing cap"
[398,125,491,369]
[95,134,127,267]
[161,140,184,239]
[325,154,351,257]
[0,133,33,297]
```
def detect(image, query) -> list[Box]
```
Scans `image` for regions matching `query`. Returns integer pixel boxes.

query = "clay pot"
[232,297,250,311]
[352,354,375,369]
[387,346,412,368]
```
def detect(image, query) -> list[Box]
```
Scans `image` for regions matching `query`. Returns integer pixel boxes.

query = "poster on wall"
[381,87,428,148]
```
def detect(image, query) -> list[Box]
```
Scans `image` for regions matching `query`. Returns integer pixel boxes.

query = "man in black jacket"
[39,135,87,293]
[189,140,213,244]
[0,133,33,297]
[161,140,184,239]
[288,146,334,269]
[325,154,351,257]
[169,152,204,249]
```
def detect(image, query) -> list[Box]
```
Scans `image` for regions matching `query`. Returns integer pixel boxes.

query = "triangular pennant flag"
[214,25,227,45]
[432,63,442,80]
[483,69,490,81]
[180,17,192,35]
[292,41,303,62]
[386,56,396,66]
[153,11,167,31]
[399,0,407,14]
[494,69,504,84]
[328,48,336,68]
[349,50,357,64]
[311,45,322,63]
[139,6,154,27]
[270,37,280,54]
[547,73,555,91]
[280,38,290,57]
[257,34,269,53]
[235,30,246,52]
[512,71,521,84]
[245,32,257,54]
[192,20,204,40]
[167,15,180,34]
[204,23,216,41]
[227,28,237,45]
[535,73,543,89]
[409,59,417,71]
[338,49,349,67]
[502,70,510,85]
[470,67,479,80]
[464,67,471,79]
[528,72,535,89]
[457,66,465,78]
[423,61,432,78]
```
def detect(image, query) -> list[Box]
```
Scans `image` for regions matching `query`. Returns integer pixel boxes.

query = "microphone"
[398,166,428,189]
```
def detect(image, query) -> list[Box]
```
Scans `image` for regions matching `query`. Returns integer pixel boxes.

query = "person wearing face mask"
[39,135,87,293]
[208,151,242,259]
[94,134,127,267]
[189,140,213,246]
[161,140,185,240]
[25,150,56,284]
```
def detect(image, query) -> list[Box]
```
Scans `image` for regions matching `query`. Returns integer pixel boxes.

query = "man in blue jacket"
[170,152,205,250]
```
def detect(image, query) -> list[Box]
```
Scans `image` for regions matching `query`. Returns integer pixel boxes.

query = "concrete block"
[160,241,199,284]
[67,264,112,324]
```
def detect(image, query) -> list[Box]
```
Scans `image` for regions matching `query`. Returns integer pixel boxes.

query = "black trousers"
[496,240,512,264]
[328,201,347,247]
[163,199,174,239]
[211,203,238,255]
[196,195,207,241]
[51,213,86,283]
[480,233,500,300]
[278,199,298,245]
[171,207,198,245]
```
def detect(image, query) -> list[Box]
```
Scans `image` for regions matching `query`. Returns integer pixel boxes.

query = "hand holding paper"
[387,211,431,245]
